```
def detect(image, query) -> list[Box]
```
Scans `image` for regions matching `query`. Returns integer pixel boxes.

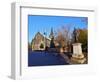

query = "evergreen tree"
[40,43,44,49]
[50,37,55,48]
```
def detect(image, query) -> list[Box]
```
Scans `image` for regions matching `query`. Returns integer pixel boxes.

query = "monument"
[71,28,86,64]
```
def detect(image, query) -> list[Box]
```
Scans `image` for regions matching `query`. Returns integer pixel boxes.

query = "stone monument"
[71,28,86,64]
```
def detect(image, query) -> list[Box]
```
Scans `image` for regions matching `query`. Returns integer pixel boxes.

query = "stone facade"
[31,32,51,50]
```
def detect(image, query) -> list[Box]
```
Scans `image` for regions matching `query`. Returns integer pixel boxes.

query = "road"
[28,51,69,66]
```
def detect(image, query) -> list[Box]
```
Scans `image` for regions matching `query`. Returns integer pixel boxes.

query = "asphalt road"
[28,51,69,66]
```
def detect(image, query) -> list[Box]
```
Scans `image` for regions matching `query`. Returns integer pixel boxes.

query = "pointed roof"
[31,32,51,44]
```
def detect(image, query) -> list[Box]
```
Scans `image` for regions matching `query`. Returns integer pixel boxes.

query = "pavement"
[28,51,69,66]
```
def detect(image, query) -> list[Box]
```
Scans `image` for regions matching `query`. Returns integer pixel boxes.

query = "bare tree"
[55,25,71,48]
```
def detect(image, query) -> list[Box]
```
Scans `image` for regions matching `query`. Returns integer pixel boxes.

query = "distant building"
[31,32,51,50]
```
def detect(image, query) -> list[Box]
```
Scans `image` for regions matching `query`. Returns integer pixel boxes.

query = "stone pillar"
[71,43,86,64]
[72,43,83,58]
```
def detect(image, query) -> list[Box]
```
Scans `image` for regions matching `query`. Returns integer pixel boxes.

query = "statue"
[73,28,80,43]
[71,28,86,64]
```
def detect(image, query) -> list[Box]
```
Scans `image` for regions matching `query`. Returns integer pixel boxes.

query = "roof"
[31,32,51,43]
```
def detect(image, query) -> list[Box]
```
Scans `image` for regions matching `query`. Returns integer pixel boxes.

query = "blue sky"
[28,15,88,43]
